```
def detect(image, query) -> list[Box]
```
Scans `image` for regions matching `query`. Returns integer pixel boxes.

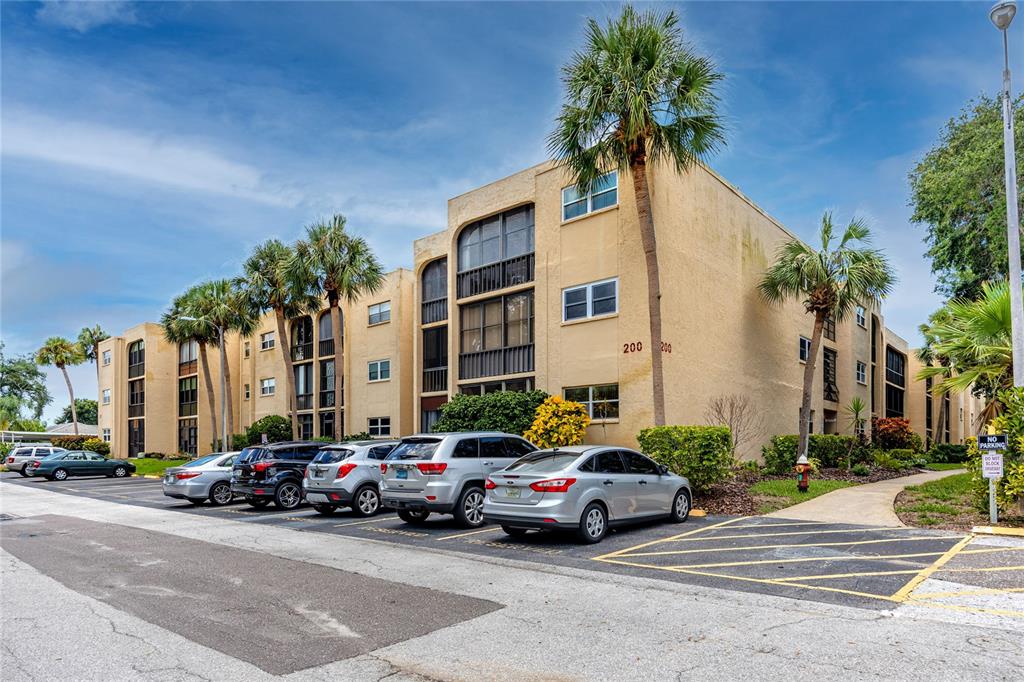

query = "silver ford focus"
[482,445,692,544]
[162,451,240,506]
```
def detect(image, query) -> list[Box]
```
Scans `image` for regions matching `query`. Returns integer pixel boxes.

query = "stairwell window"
[369,359,391,382]
[368,416,391,437]
[562,171,618,221]
[102,428,111,442]
[102,350,111,365]
[260,332,275,351]
[102,389,111,405]
[799,336,811,362]
[856,361,867,385]
[368,302,391,325]
[856,306,867,328]
[260,378,275,396]
[563,278,618,321]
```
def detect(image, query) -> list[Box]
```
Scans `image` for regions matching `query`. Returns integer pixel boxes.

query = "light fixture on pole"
[180,316,227,451]
[990,1,1023,386]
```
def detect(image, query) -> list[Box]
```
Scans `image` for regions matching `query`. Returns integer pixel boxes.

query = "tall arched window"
[291,316,313,361]
[421,258,448,323]
[178,340,198,375]
[456,204,534,273]
[128,340,145,378]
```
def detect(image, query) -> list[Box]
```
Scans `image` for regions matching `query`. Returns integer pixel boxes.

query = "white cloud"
[36,1,138,33]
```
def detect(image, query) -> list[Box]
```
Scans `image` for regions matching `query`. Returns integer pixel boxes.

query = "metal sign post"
[978,434,1007,524]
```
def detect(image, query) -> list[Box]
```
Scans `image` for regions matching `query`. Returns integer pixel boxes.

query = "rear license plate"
[396,469,408,480]
[505,487,521,498]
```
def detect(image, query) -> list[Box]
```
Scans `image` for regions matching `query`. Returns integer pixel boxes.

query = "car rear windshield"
[385,439,441,461]
[504,452,581,473]
[238,447,271,463]
[12,448,34,456]
[313,448,354,464]
[183,455,220,468]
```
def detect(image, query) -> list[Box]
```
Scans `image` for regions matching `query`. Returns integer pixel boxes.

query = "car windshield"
[238,447,271,464]
[43,450,70,460]
[183,455,220,468]
[313,448,354,464]
[504,452,581,473]
[386,439,441,461]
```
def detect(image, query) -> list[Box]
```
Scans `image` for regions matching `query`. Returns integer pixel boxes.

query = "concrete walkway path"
[763,468,965,527]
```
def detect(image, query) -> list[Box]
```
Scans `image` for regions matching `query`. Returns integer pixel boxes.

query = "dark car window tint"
[293,446,320,461]
[623,451,659,475]
[184,455,220,468]
[13,448,33,456]
[369,445,394,460]
[504,438,537,457]
[594,451,626,474]
[479,437,508,459]
[314,449,354,464]
[219,456,236,468]
[505,452,579,472]
[579,456,596,472]
[387,439,441,460]
[238,447,270,463]
[452,438,479,459]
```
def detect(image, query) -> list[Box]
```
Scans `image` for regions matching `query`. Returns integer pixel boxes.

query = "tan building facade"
[98,161,974,460]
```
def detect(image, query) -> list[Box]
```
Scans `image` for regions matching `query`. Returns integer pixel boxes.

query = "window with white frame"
[244,341,251,358]
[101,350,111,365]
[260,332,275,350]
[799,336,811,362]
[260,377,275,396]
[856,361,867,385]
[102,388,111,405]
[368,416,391,437]
[563,278,618,321]
[102,428,111,442]
[563,384,619,420]
[368,359,391,382]
[244,383,251,400]
[856,305,866,328]
[561,171,618,221]
[368,301,391,325]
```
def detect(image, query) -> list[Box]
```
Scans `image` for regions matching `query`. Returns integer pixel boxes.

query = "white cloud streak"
[36,1,138,33]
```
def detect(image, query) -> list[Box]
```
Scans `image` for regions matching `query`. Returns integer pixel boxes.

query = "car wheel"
[52,468,69,481]
[669,489,691,523]
[312,503,337,515]
[274,482,302,510]
[208,482,232,506]
[17,469,30,478]
[501,525,530,538]
[398,509,430,525]
[186,498,206,506]
[245,495,270,508]
[113,466,128,478]
[352,485,381,517]
[575,502,608,544]
[453,485,486,528]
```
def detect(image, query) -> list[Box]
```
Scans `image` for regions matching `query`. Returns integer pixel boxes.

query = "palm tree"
[843,396,868,469]
[161,286,220,449]
[35,337,85,434]
[548,5,724,426]
[77,325,110,388]
[916,314,952,445]
[239,239,321,439]
[293,215,385,437]
[759,213,895,464]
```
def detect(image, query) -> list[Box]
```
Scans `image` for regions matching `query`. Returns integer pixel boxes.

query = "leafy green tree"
[432,391,549,436]
[293,214,385,437]
[162,286,221,448]
[909,94,1024,300]
[246,415,293,444]
[759,214,895,464]
[239,240,321,439]
[548,5,724,426]
[77,325,110,388]
[0,342,51,419]
[57,398,98,425]
[35,337,85,434]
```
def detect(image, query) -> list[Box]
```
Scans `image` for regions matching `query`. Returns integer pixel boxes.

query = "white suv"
[5,444,66,476]
[380,432,537,528]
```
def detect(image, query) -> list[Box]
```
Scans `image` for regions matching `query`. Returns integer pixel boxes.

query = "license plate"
[396,469,408,480]
[506,487,520,498]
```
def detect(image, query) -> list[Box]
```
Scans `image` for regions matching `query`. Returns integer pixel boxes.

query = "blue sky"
[1,1,1016,423]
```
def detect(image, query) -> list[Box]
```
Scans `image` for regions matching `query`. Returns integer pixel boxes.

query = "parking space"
[4,472,1022,615]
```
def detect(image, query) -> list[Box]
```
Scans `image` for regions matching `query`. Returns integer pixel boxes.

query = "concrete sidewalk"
[764,468,965,526]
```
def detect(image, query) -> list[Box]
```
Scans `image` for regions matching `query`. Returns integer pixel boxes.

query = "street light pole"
[992,2,1023,386]
[218,324,227,451]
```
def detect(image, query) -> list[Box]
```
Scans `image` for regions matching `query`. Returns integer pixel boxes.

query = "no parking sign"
[977,433,1006,523]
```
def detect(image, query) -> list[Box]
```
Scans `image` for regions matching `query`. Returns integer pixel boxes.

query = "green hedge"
[245,415,292,445]
[432,391,549,436]
[761,434,868,473]
[82,438,110,456]
[52,435,89,449]
[928,443,968,463]
[637,425,732,492]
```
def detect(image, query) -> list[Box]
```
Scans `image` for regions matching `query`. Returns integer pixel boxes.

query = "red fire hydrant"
[795,456,812,493]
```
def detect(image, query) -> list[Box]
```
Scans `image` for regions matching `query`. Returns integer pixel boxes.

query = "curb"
[690,509,707,517]
[971,525,1024,537]
[137,474,163,479]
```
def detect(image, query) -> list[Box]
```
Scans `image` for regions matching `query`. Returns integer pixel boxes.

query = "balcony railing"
[423,367,448,393]
[128,403,145,418]
[318,338,335,357]
[422,298,448,324]
[296,394,313,410]
[824,383,839,403]
[128,363,144,379]
[291,343,314,362]
[459,344,534,380]
[178,360,197,376]
[456,253,535,299]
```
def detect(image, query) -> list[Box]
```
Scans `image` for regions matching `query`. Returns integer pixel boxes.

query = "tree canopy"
[57,398,98,425]
[0,342,51,419]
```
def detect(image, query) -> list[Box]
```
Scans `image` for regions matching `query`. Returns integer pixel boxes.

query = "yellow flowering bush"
[523,396,590,448]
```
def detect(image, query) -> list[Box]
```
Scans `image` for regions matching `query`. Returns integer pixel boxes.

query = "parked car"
[482,446,692,544]
[5,444,66,476]
[29,450,137,481]
[303,440,398,516]
[380,432,537,528]
[230,441,322,510]
[162,451,240,506]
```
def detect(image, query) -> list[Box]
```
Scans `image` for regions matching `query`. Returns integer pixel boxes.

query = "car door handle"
[482,461,493,466]
[638,480,648,485]
[603,480,614,486]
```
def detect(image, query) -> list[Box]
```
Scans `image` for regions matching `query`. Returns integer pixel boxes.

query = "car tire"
[351,485,381,517]
[17,469,29,478]
[274,481,302,510]
[312,503,337,515]
[245,495,270,508]
[187,498,206,506]
[208,482,232,506]
[113,466,128,478]
[669,489,691,523]
[576,502,608,544]
[52,468,69,481]
[501,525,529,538]
[398,509,430,525]
[453,485,486,529]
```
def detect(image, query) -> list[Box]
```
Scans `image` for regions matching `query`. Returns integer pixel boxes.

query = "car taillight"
[336,463,357,479]
[380,463,388,474]
[252,462,272,473]
[529,478,577,493]
[416,462,447,475]
[484,478,496,490]
[176,472,201,480]
[6,457,13,463]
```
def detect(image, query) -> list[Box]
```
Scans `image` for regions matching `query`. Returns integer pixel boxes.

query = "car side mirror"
[658,465,669,476]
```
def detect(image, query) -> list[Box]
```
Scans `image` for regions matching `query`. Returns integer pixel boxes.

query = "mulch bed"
[696,466,930,517]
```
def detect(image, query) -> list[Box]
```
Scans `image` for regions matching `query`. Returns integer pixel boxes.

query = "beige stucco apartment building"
[98,160,977,460]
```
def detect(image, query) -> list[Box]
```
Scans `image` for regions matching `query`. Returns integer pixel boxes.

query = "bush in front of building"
[872,450,912,471]
[637,425,732,492]
[245,415,292,445]
[81,437,110,456]
[231,433,250,448]
[523,396,590,448]
[761,434,868,474]
[928,443,968,463]
[432,390,549,437]
[52,435,88,449]
[871,417,918,451]
[342,432,372,441]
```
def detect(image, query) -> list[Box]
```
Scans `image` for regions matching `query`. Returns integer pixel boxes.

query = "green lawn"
[923,462,966,471]
[749,479,856,514]
[131,458,188,476]
[896,473,979,528]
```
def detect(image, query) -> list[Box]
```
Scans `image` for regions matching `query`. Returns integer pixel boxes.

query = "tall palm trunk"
[61,365,79,434]
[933,390,947,444]
[330,296,343,440]
[220,331,235,450]
[630,158,666,426]
[798,312,827,462]
[198,341,218,449]
[93,342,101,396]
[275,308,300,439]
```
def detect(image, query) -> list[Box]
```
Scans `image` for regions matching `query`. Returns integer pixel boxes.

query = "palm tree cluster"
[162,214,384,448]
[30,326,111,435]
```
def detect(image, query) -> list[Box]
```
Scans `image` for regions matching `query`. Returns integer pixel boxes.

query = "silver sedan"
[482,445,692,544]
[162,451,239,506]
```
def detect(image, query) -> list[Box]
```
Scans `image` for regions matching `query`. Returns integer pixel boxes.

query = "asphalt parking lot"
[4,472,1022,616]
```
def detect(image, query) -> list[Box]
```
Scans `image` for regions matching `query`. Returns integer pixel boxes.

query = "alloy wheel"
[464,490,484,525]
[357,488,379,515]
[54,469,68,481]
[278,483,300,509]
[114,467,127,478]
[212,483,232,505]
[586,508,605,538]
[675,492,689,517]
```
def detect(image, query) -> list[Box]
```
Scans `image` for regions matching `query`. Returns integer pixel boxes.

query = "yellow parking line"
[668,526,931,543]
[891,535,973,602]
[334,517,395,527]
[773,569,923,582]
[909,586,1024,600]
[941,564,1024,573]
[718,521,830,531]
[664,550,956,570]
[618,536,953,558]
[438,527,503,541]
[955,546,1024,556]
[593,517,746,560]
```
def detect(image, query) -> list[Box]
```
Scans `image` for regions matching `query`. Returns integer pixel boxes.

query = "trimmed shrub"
[432,390,549,436]
[81,438,110,456]
[851,462,871,476]
[313,436,334,443]
[928,443,968,463]
[872,417,917,451]
[762,435,798,474]
[0,442,14,458]
[52,435,88,449]
[524,396,590,448]
[873,450,911,471]
[761,434,867,473]
[637,425,732,492]
[231,433,250,449]
[341,432,372,441]
[245,415,292,445]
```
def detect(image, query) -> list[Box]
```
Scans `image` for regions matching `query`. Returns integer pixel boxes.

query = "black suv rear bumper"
[230,482,273,498]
